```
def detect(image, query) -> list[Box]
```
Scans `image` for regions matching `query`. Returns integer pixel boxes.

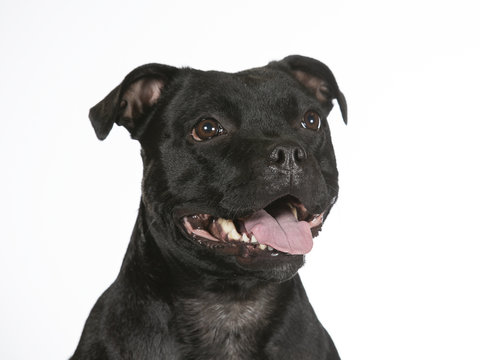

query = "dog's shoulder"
[71,280,181,359]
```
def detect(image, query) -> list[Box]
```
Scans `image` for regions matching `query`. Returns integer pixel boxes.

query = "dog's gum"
[186,214,211,230]
[183,218,219,242]
[213,243,241,256]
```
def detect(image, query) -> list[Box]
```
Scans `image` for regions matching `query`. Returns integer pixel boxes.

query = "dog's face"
[90,56,347,282]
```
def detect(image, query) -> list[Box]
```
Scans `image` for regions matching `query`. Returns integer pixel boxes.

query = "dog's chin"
[176,195,330,279]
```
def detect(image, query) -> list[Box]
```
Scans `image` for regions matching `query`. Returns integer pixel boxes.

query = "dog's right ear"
[89,64,179,140]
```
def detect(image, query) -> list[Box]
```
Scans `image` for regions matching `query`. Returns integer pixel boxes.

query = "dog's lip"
[173,194,321,221]
[176,195,329,255]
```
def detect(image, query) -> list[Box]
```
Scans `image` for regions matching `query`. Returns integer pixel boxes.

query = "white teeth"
[287,203,298,220]
[217,218,235,233]
[209,218,277,250]
[228,228,241,241]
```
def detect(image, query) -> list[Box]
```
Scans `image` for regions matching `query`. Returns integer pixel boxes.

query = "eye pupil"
[202,123,215,133]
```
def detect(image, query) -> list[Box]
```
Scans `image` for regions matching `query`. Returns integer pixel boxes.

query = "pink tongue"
[243,204,313,255]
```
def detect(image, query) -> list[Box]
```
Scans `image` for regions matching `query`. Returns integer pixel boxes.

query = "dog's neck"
[173,280,284,359]
[118,205,295,358]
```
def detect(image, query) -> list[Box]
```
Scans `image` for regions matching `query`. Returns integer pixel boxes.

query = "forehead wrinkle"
[238,88,301,131]
[172,87,243,128]
[177,69,306,131]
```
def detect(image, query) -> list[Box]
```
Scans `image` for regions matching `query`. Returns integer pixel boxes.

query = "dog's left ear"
[272,55,348,124]
[89,63,179,140]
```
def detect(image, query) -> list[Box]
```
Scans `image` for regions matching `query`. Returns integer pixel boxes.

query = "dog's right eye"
[192,118,225,141]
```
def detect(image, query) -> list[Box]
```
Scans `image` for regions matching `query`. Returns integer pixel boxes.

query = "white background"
[1,0,479,359]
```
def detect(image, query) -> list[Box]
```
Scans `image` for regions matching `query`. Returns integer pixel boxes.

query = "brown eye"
[192,118,224,141]
[301,111,321,130]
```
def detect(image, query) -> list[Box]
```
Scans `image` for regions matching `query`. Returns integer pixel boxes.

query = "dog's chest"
[174,292,274,359]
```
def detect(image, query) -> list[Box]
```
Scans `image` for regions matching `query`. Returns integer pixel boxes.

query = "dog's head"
[89,55,347,282]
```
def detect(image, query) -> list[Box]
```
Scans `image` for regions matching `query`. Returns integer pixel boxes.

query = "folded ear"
[89,63,179,140]
[273,55,348,124]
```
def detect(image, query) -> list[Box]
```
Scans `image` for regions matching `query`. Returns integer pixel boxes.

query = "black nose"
[269,143,307,170]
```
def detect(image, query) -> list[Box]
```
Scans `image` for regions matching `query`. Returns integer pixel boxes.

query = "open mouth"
[181,195,325,257]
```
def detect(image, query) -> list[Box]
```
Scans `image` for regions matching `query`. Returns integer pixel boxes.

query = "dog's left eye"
[192,118,225,141]
[301,111,321,130]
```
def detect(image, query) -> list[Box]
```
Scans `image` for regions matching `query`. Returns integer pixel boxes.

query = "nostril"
[276,148,286,164]
[270,143,307,169]
[294,148,306,162]
[270,147,286,164]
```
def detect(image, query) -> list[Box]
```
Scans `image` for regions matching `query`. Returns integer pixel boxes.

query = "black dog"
[72,55,347,360]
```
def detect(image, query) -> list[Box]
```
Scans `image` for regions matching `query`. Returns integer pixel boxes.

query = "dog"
[71,55,347,360]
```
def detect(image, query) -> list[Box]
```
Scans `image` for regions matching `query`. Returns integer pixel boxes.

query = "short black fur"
[72,55,347,360]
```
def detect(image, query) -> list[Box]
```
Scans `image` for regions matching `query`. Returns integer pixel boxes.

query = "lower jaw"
[194,236,305,273]
[196,237,291,258]
[234,248,305,276]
